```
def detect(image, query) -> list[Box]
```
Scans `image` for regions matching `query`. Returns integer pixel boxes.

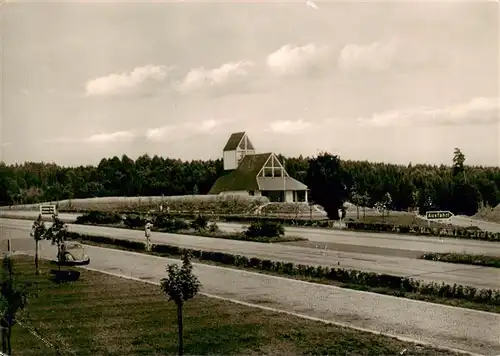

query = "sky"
[1,0,499,167]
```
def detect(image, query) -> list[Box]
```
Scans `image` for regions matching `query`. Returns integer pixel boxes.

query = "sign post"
[425,211,454,227]
[40,204,57,216]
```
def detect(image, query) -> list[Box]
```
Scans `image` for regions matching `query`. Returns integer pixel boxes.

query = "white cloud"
[338,40,400,72]
[175,61,254,94]
[53,130,137,144]
[84,130,137,143]
[197,119,218,131]
[146,119,232,143]
[85,65,171,97]
[357,97,499,127]
[145,125,178,143]
[306,0,319,10]
[268,119,312,134]
[266,43,331,76]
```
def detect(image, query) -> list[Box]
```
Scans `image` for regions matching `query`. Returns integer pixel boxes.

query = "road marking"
[84,244,500,317]
[82,265,484,356]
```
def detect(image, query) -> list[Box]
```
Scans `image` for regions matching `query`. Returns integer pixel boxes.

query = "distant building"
[208,132,309,202]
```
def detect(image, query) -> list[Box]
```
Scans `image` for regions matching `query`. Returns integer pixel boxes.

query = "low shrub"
[124,214,147,229]
[68,231,500,306]
[75,210,122,225]
[420,252,500,268]
[245,220,285,238]
[191,215,209,231]
[152,213,189,232]
[69,232,145,252]
[207,222,219,233]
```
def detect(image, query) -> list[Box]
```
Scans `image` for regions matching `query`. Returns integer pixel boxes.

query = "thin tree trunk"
[7,326,11,355]
[35,240,39,275]
[177,304,183,356]
[2,327,6,354]
[57,243,61,271]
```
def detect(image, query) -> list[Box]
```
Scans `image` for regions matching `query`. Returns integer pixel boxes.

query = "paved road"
[4,233,499,356]
[216,222,500,256]
[3,211,500,258]
[2,218,500,290]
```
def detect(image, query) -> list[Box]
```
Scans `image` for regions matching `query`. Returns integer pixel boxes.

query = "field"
[474,204,500,223]
[0,195,269,215]
[9,256,459,356]
[260,202,328,219]
[1,195,422,223]
[1,194,471,232]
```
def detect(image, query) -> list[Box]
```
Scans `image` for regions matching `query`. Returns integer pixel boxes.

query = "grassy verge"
[78,222,306,243]
[420,252,500,268]
[69,232,500,314]
[11,256,459,356]
[183,229,305,243]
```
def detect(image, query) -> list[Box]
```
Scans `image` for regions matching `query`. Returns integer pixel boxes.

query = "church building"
[208,132,309,203]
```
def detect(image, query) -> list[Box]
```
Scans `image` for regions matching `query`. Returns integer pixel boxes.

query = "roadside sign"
[40,204,57,216]
[425,211,453,220]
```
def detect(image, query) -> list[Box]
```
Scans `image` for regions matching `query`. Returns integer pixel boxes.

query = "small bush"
[152,213,189,232]
[75,210,122,225]
[420,252,500,268]
[207,222,219,233]
[191,215,209,231]
[124,214,147,229]
[245,220,285,238]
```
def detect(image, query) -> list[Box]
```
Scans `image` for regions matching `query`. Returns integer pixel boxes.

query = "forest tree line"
[0,148,499,218]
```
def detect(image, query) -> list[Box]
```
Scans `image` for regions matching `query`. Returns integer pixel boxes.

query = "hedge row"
[77,210,500,242]
[75,211,287,239]
[75,210,122,225]
[69,232,500,306]
[420,253,500,268]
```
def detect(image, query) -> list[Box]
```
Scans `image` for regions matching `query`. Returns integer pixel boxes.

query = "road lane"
[2,218,500,290]
[2,211,500,257]
[216,222,500,256]
[6,235,500,356]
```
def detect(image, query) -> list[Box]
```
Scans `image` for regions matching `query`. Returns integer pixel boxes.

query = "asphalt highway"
[2,218,500,290]
[2,210,500,257]
[4,234,500,355]
[216,222,500,256]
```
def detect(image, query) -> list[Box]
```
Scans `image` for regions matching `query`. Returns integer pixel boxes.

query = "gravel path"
[8,235,499,356]
[2,218,500,290]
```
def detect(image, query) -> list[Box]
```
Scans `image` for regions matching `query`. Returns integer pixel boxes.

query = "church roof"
[223,132,255,151]
[208,152,308,194]
[208,153,271,194]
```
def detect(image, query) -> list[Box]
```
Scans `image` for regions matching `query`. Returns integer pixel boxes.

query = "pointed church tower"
[222,132,256,170]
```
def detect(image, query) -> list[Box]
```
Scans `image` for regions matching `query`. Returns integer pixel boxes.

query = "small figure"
[145,221,153,251]
[58,241,67,262]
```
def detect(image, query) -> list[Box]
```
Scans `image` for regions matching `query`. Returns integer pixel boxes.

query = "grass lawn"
[78,222,306,243]
[10,255,460,356]
[76,238,500,314]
